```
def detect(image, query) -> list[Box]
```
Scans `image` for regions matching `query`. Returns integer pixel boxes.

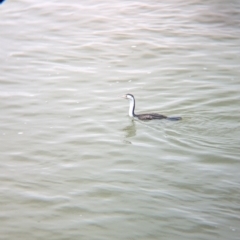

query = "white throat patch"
[128,97,134,117]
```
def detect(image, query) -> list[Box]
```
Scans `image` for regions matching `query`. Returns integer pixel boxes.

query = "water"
[0,0,240,239]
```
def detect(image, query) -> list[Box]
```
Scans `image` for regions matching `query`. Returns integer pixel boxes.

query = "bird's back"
[136,113,167,120]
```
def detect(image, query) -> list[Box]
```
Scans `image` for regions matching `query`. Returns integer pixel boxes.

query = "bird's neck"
[129,98,135,117]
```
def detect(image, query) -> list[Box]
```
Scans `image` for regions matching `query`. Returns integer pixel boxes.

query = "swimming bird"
[122,93,182,121]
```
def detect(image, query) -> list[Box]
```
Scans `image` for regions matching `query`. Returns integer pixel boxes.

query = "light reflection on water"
[0,0,240,240]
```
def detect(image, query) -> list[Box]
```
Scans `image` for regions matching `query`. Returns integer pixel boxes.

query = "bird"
[122,93,182,121]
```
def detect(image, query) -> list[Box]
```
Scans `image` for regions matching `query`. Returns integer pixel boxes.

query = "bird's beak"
[122,95,127,99]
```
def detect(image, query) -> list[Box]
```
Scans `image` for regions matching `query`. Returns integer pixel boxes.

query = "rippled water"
[1,0,240,239]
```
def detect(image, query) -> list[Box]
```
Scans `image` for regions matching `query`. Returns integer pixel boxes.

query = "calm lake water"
[1,0,240,239]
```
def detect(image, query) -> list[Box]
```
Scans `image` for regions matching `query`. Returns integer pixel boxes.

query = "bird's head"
[122,94,135,100]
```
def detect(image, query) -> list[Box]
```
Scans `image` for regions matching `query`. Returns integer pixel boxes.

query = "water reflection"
[122,120,136,138]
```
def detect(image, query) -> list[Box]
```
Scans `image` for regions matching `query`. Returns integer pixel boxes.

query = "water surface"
[0,1,240,239]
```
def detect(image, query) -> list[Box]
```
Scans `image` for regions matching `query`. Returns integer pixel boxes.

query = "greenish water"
[0,1,240,239]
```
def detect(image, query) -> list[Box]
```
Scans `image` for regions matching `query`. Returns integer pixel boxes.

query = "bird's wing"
[137,113,167,120]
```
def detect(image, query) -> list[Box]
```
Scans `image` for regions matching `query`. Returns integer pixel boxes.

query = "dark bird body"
[135,113,167,120]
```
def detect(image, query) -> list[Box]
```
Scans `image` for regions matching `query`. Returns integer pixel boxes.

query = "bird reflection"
[122,120,136,138]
